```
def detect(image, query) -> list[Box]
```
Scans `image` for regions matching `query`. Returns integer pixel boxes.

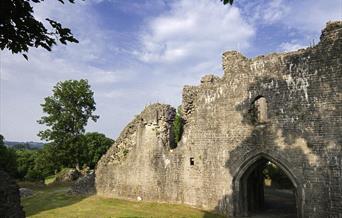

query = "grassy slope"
[21,184,222,218]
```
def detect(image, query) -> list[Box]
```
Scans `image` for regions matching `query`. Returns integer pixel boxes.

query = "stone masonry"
[0,170,25,218]
[96,21,342,217]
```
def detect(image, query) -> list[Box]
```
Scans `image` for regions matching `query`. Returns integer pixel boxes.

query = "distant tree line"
[0,133,113,181]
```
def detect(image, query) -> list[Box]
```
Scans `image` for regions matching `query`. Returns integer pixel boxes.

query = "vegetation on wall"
[173,107,184,144]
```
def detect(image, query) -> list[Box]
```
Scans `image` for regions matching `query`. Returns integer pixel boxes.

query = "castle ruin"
[96,21,342,217]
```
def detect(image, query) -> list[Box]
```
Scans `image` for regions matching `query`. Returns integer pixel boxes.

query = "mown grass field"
[21,184,222,218]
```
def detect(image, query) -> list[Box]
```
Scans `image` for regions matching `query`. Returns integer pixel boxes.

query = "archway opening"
[235,156,299,217]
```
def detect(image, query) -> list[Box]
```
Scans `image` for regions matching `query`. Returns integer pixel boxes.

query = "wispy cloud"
[238,0,290,25]
[279,41,306,52]
[137,0,254,63]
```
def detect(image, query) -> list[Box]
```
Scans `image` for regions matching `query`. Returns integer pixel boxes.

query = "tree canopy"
[0,135,17,177]
[221,0,234,5]
[80,132,114,169]
[0,0,79,59]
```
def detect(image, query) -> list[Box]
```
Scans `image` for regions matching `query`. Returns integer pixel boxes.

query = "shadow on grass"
[20,183,89,217]
[202,212,225,218]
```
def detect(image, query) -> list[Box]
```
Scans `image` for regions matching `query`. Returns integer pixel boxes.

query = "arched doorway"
[233,153,302,217]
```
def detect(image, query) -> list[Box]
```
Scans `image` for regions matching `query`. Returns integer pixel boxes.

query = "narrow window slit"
[190,157,195,166]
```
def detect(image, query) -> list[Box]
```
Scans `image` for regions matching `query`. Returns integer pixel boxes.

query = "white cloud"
[240,0,341,33]
[137,0,254,63]
[238,0,290,25]
[283,0,342,33]
[279,41,306,52]
[262,0,290,23]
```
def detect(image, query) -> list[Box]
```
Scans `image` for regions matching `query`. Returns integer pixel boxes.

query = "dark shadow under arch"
[232,152,303,217]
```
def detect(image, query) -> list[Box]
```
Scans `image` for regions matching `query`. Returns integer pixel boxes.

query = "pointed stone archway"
[232,152,303,217]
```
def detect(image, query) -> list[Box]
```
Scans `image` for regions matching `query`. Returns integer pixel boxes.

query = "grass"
[44,175,56,185]
[21,183,222,218]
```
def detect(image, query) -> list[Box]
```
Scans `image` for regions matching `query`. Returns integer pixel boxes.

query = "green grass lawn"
[21,184,222,218]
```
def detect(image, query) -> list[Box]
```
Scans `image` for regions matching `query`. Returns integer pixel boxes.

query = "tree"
[33,143,60,177]
[80,132,114,169]
[0,135,17,177]
[38,79,99,168]
[15,149,39,180]
[221,0,234,5]
[0,0,79,60]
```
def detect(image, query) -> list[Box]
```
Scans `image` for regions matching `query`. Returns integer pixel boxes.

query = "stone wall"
[0,170,25,218]
[96,21,342,217]
[96,103,178,201]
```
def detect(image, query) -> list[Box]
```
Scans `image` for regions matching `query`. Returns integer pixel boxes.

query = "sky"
[1,0,341,142]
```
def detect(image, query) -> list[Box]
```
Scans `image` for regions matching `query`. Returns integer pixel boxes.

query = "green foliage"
[0,134,17,177]
[14,142,64,181]
[33,143,60,178]
[33,135,111,177]
[38,79,99,168]
[0,0,78,60]
[38,79,98,142]
[15,149,36,179]
[173,107,183,144]
[15,149,44,181]
[221,0,234,5]
[80,132,114,169]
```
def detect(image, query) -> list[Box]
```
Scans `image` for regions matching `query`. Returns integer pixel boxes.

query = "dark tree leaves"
[0,135,18,177]
[173,107,183,145]
[221,0,234,5]
[0,0,79,60]
[81,132,114,169]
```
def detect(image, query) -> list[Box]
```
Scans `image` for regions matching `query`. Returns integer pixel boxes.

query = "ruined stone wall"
[96,104,182,202]
[96,21,342,217]
[0,170,25,218]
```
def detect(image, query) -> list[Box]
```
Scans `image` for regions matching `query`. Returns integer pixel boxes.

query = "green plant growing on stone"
[173,107,183,144]
[123,149,129,156]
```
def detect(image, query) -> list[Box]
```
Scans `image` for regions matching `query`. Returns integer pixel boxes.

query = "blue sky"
[1,0,341,141]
